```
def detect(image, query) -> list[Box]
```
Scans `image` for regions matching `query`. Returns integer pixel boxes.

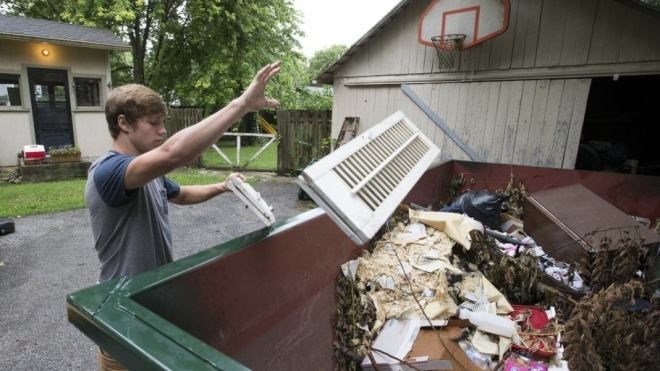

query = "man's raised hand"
[239,61,281,112]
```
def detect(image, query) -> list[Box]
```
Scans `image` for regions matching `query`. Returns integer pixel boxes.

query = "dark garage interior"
[576,75,659,176]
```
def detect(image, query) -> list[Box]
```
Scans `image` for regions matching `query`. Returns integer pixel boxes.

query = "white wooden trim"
[341,61,660,86]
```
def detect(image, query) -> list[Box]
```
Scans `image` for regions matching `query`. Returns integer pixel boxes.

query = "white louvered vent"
[297,111,440,245]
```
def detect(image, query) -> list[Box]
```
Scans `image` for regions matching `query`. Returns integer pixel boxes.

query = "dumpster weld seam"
[113,300,227,370]
[92,277,131,316]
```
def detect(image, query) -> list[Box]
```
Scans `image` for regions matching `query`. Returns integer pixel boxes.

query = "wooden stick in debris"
[370,347,424,371]
[392,247,475,371]
[366,351,381,371]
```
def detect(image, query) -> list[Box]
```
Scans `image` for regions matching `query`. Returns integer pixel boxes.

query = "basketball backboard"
[418,0,510,49]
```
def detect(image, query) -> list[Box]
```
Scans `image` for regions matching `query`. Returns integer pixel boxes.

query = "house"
[0,14,130,167]
[319,0,660,174]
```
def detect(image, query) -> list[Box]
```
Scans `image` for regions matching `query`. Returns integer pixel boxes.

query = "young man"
[85,62,280,370]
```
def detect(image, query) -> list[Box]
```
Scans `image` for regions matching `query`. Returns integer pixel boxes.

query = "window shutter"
[297,111,440,245]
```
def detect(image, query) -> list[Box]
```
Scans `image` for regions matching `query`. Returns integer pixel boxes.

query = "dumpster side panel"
[445,161,660,220]
[402,160,455,208]
[134,214,363,370]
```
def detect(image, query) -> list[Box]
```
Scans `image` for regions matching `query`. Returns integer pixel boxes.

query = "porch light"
[41,48,49,56]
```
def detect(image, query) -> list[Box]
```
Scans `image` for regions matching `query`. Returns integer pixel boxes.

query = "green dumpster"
[67,160,660,370]
[67,207,363,370]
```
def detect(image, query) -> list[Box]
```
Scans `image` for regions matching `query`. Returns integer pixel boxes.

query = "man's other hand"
[221,172,246,192]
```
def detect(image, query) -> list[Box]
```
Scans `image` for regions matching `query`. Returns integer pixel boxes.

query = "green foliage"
[6,0,305,111]
[319,136,336,155]
[308,44,347,82]
[48,145,81,157]
[0,179,87,217]
[0,168,228,217]
[110,51,133,88]
[268,45,344,110]
[4,1,344,111]
[147,0,303,109]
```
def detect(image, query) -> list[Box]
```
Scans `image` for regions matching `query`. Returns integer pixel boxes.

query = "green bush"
[49,145,81,157]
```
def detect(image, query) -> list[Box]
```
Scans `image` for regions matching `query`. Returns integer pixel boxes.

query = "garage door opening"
[576,75,659,176]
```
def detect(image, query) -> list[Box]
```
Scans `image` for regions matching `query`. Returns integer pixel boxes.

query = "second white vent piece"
[226,175,276,226]
[297,111,441,245]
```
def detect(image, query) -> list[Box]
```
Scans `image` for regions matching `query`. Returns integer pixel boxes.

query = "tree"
[264,44,346,110]
[4,0,303,110]
[149,0,303,109]
[308,44,347,83]
[2,1,347,111]
[3,0,167,84]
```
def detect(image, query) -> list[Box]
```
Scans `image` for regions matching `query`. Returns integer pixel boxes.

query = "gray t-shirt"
[85,151,180,282]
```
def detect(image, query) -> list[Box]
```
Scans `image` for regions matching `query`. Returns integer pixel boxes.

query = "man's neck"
[112,136,141,156]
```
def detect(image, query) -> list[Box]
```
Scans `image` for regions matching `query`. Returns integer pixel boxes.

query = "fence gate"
[277,110,331,174]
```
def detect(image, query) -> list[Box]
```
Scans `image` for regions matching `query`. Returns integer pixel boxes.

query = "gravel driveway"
[0,173,314,370]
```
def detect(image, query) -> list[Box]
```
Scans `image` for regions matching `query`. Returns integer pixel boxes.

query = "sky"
[293,0,402,57]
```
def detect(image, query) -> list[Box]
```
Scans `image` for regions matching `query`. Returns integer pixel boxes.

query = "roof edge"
[317,0,409,84]
[0,33,131,51]
[317,0,660,84]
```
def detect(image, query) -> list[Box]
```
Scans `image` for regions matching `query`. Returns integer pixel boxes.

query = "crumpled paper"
[459,272,514,314]
[409,210,483,249]
[355,224,461,327]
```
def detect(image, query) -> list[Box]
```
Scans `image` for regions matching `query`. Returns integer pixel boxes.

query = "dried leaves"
[564,231,659,370]
[497,173,527,219]
[448,173,467,202]
[564,281,659,371]
[463,231,542,305]
[334,273,377,370]
[587,230,652,292]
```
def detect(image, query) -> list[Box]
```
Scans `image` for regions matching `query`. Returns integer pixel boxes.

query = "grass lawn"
[202,139,278,170]
[0,168,231,218]
[0,141,277,219]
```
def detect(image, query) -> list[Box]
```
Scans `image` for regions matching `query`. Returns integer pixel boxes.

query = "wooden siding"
[332,79,591,168]
[330,0,659,168]
[338,0,660,78]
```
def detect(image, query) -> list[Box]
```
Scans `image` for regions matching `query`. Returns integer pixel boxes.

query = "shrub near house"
[48,145,81,163]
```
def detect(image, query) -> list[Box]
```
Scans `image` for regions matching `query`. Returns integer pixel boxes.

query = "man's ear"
[117,115,131,134]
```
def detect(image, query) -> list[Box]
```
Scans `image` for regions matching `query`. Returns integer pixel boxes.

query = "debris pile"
[334,182,658,370]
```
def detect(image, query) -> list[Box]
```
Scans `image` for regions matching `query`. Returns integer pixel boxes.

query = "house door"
[27,68,74,149]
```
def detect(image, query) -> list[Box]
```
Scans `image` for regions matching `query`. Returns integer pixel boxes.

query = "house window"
[0,74,22,106]
[74,77,101,106]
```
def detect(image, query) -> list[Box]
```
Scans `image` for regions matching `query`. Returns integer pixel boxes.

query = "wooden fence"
[277,110,332,174]
[167,107,332,173]
[166,107,204,167]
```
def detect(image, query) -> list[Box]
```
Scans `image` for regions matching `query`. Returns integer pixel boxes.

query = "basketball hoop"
[431,34,466,69]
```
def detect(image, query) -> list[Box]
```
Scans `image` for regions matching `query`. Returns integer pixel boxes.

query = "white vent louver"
[226,175,276,226]
[297,111,440,245]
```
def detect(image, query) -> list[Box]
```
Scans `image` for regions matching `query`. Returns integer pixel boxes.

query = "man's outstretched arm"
[169,173,246,205]
[169,184,227,205]
[124,62,280,190]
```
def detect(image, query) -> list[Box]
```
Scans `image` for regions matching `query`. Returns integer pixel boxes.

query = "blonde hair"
[105,84,167,139]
